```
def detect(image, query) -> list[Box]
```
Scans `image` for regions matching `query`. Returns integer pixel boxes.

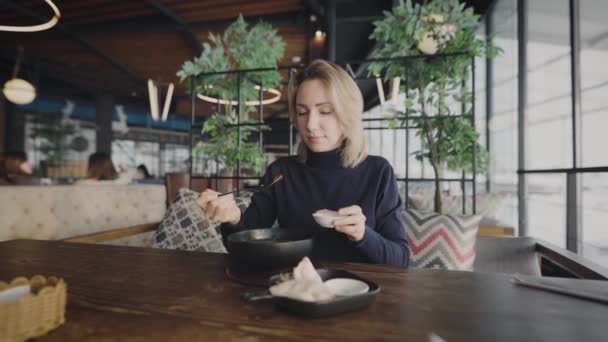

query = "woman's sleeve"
[355,162,410,268]
[223,162,280,231]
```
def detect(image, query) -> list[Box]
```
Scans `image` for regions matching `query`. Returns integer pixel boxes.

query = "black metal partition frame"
[188,53,480,215]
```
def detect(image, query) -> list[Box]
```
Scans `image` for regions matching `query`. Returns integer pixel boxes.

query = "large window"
[581,0,608,168]
[161,143,191,174]
[524,0,572,248]
[485,0,608,266]
[580,0,608,265]
[112,140,160,178]
[24,114,96,178]
[475,22,487,194]
[488,0,518,230]
[526,0,572,170]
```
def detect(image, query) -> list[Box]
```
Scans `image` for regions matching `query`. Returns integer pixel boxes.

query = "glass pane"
[161,143,190,174]
[134,141,160,177]
[24,114,96,178]
[488,0,518,230]
[580,0,608,167]
[111,139,135,169]
[526,0,573,169]
[581,173,608,268]
[527,174,567,248]
[112,140,160,178]
[475,23,488,192]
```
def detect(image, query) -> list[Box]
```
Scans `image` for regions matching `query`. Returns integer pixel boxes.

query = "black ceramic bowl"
[226,228,314,270]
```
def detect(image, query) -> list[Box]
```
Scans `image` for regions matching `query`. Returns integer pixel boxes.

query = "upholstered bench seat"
[0,184,166,241]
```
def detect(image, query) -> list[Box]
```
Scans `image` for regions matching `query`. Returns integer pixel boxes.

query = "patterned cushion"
[403,209,481,271]
[407,192,508,226]
[153,188,251,252]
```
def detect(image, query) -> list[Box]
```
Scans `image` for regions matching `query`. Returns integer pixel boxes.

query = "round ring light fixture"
[197,85,281,106]
[0,0,61,33]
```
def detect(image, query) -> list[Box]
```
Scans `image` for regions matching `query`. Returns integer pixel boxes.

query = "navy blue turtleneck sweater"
[234,149,410,268]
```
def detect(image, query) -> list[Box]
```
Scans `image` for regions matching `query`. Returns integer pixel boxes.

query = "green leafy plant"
[368,0,501,213]
[177,15,285,179]
[192,110,267,173]
[29,113,76,167]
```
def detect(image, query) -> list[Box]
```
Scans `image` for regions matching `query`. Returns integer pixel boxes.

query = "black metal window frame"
[188,53,481,215]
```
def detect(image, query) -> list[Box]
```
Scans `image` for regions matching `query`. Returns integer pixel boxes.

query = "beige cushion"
[0,184,166,241]
[408,192,509,226]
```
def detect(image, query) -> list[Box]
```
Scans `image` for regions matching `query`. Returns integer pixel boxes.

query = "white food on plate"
[269,257,335,302]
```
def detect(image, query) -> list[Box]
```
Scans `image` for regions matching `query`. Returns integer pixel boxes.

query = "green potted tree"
[368,0,501,213]
[29,112,76,176]
[177,15,285,191]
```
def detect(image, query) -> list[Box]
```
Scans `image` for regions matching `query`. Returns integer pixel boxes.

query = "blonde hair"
[288,59,368,168]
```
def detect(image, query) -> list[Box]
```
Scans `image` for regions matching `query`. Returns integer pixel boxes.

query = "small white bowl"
[324,278,369,296]
[312,211,340,228]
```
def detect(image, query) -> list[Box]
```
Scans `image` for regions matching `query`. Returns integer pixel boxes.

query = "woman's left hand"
[333,205,366,242]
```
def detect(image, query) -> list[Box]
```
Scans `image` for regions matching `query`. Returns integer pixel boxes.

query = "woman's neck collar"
[305,148,343,169]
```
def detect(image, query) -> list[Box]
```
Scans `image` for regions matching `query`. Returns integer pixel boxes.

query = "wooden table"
[1,239,607,341]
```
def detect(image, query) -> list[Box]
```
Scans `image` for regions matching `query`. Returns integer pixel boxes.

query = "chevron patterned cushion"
[407,192,508,226]
[402,209,481,270]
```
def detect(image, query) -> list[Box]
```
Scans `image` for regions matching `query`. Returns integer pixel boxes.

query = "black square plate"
[244,268,381,318]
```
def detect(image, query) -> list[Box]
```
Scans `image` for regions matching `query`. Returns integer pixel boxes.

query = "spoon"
[218,174,283,197]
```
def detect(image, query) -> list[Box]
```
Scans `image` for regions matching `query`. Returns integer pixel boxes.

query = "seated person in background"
[0,151,35,185]
[133,164,152,180]
[198,60,410,268]
[76,152,133,185]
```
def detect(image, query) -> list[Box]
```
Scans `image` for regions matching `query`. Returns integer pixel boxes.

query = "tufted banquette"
[0,184,166,241]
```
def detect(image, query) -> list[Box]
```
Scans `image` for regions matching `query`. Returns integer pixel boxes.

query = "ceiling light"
[148,79,159,121]
[2,47,36,105]
[0,0,61,33]
[315,30,324,38]
[2,78,36,105]
[197,85,281,106]
[375,77,385,105]
[161,83,174,121]
[148,79,174,121]
[391,77,400,104]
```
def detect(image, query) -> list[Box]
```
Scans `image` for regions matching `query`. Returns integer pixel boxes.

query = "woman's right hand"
[197,189,241,224]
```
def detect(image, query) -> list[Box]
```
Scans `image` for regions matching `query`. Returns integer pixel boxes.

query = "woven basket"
[0,275,67,342]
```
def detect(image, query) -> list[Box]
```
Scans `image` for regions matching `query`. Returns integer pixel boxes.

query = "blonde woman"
[199,60,409,268]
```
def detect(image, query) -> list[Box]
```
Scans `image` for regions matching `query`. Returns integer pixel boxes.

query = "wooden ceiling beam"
[178,3,304,23]
[160,0,302,14]
[0,51,139,97]
[66,9,157,26]
[144,0,202,56]
[50,0,122,12]
[0,0,144,85]
[62,1,149,16]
